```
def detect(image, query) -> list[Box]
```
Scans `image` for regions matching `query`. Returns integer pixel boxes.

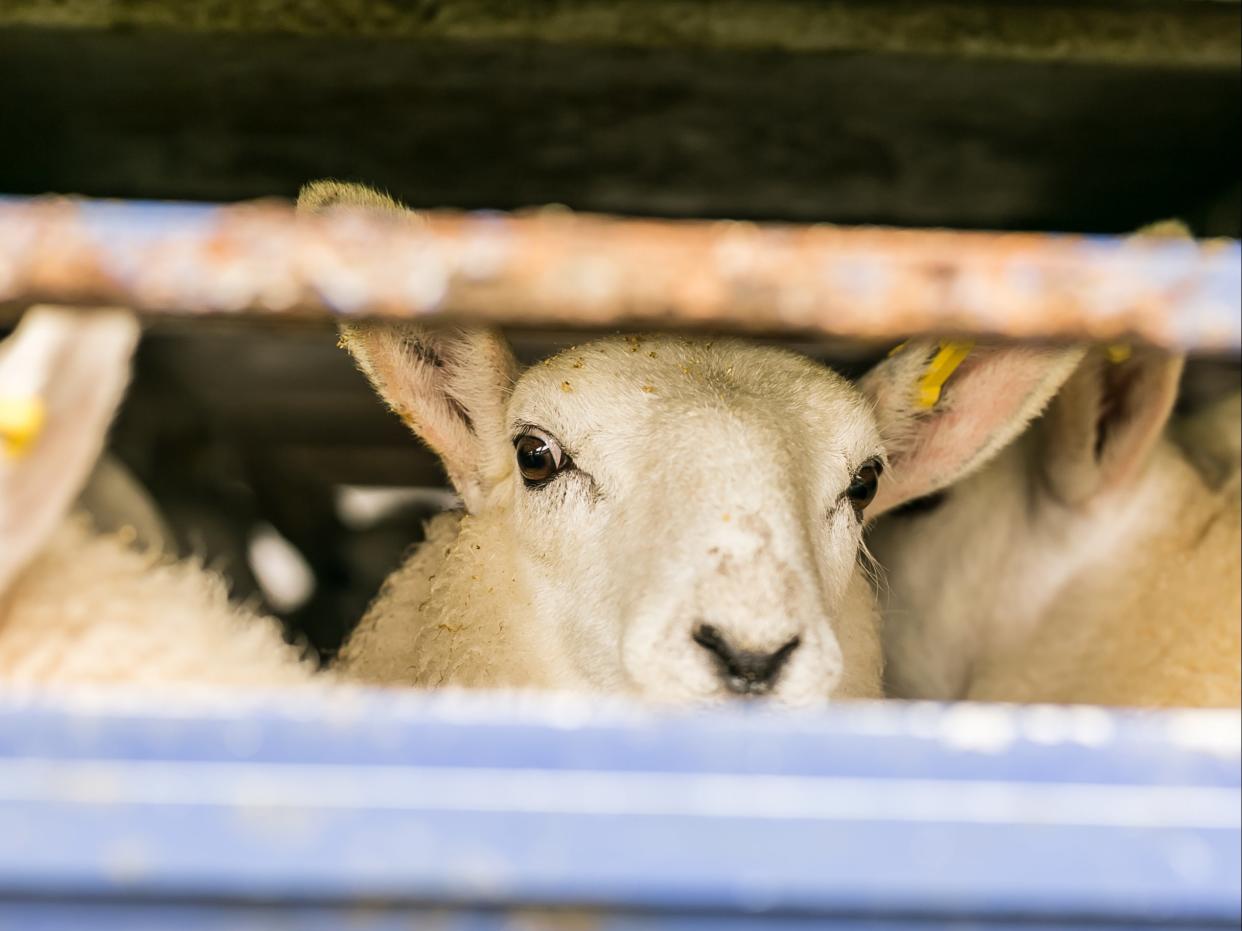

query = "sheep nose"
[692,624,801,695]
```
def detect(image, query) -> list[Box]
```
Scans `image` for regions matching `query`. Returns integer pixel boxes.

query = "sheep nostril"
[692,624,801,695]
[692,623,730,658]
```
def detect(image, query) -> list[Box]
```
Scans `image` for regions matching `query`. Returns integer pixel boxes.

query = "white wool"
[871,384,1241,709]
[0,306,318,689]
[872,220,1239,711]
[1,515,318,686]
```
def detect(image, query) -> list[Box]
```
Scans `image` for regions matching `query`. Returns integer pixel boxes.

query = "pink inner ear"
[1096,362,1140,459]
[1095,351,1182,491]
[871,348,1075,516]
[363,332,477,486]
[345,323,520,515]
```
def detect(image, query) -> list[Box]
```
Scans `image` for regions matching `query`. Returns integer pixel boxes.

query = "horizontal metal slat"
[0,689,1237,925]
[1,197,1238,351]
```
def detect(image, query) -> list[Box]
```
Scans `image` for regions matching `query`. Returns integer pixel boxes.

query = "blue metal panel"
[0,688,1237,929]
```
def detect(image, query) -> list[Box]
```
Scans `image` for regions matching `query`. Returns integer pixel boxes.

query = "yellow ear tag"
[1105,343,1131,364]
[0,396,47,457]
[917,341,974,409]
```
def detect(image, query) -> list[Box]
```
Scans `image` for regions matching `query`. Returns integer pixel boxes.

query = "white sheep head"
[301,181,1079,704]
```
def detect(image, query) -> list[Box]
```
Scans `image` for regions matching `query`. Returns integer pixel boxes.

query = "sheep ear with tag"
[859,339,1085,518]
[0,306,141,596]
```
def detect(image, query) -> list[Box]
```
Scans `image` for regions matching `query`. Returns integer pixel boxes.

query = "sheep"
[869,305,1241,705]
[300,180,1085,704]
[0,305,318,687]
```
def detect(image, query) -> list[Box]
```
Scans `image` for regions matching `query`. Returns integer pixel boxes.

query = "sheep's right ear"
[298,181,520,513]
[859,340,1085,517]
[337,322,520,512]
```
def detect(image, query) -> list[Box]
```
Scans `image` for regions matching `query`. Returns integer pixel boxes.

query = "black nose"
[692,624,801,695]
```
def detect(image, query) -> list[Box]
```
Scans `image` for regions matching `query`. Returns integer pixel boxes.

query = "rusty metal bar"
[0,196,1238,352]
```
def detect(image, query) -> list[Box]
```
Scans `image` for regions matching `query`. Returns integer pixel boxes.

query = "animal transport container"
[0,193,1238,930]
[2,3,1238,926]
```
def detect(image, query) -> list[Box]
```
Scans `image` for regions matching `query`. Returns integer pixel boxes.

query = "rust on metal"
[0,196,1237,352]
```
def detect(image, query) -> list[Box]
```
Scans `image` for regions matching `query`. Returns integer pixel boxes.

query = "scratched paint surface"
[0,196,1237,351]
[0,687,1236,928]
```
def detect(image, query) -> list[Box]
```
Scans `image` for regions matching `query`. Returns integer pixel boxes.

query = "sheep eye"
[845,459,882,515]
[515,431,571,487]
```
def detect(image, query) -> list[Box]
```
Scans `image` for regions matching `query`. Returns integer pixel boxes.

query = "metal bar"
[0,688,1238,926]
[1,196,1238,352]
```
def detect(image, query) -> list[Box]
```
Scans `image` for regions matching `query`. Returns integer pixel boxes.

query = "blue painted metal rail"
[0,687,1237,929]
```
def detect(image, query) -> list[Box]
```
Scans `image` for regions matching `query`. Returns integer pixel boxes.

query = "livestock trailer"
[1,1,1239,927]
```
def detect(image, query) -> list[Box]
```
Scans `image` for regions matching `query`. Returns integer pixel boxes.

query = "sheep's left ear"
[0,306,140,595]
[859,340,1085,518]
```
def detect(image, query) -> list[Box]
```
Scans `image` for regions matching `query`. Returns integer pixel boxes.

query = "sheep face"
[503,336,885,703]
[338,309,1083,705]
